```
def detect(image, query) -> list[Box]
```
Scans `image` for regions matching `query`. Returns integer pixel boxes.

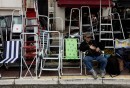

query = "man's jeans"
[83,55,107,71]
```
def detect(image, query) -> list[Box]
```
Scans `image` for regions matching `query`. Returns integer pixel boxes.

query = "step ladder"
[69,8,80,37]
[38,31,61,78]
[80,6,95,40]
[99,0,114,49]
[10,9,23,40]
[20,0,40,78]
[38,16,63,78]
[38,15,49,47]
[112,12,125,39]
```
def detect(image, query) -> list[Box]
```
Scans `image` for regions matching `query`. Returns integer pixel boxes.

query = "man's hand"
[90,45,96,50]
[96,47,100,52]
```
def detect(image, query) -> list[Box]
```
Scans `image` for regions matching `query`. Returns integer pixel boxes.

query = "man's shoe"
[90,69,98,79]
[100,70,106,78]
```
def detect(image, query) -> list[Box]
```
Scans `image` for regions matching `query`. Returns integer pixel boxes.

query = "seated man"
[79,33,107,79]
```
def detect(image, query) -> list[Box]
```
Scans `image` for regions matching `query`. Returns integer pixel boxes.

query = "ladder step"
[50,54,59,56]
[48,37,60,39]
[25,25,39,27]
[82,24,91,27]
[100,31,113,33]
[113,31,122,33]
[112,19,120,21]
[26,8,36,18]
[41,69,59,71]
[24,41,36,43]
[100,23,112,26]
[49,45,60,47]
[26,49,37,52]
[105,46,114,48]
[100,39,113,41]
[70,26,79,30]
[23,46,36,49]
[21,33,37,35]
[26,17,37,20]
[24,53,36,58]
[43,57,59,60]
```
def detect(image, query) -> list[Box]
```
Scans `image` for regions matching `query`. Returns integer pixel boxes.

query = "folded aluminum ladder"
[81,6,95,40]
[38,31,61,78]
[99,0,114,49]
[112,12,125,39]
[69,8,80,37]
[10,9,23,40]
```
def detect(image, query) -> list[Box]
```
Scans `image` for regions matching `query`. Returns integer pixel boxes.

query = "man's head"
[83,33,92,42]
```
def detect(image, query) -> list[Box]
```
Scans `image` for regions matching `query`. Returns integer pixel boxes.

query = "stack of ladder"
[21,0,41,78]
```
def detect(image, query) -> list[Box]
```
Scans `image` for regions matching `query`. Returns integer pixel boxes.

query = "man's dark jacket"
[79,40,104,56]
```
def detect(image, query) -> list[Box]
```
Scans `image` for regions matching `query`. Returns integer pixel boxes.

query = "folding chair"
[61,38,82,75]
[0,41,21,64]
[0,40,21,78]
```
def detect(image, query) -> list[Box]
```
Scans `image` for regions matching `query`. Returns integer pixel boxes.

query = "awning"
[57,0,113,8]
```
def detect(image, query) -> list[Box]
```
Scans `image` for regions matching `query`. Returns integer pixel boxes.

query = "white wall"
[55,2,65,31]
[0,0,22,15]
[0,0,22,8]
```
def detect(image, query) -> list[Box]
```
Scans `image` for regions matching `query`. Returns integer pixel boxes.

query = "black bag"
[106,55,121,77]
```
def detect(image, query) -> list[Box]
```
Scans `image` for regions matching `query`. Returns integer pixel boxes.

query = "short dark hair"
[83,33,92,37]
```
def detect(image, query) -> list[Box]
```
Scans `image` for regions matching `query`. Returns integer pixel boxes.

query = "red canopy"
[57,0,113,8]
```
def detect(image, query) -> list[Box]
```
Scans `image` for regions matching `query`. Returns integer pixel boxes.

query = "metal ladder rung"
[105,46,114,48]
[50,54,59,56]
[82,24,91,27]
[100,39,113,41]
[49,45,60,47]
[42,69,59,71]
[25,25,39,27]
[70,26,80,30]
[100,24,112,26]
[113,31,122,33]
[26,17,37,19]
[100,31,113,33]
[48,37,61,39]
[43,57,59,60]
